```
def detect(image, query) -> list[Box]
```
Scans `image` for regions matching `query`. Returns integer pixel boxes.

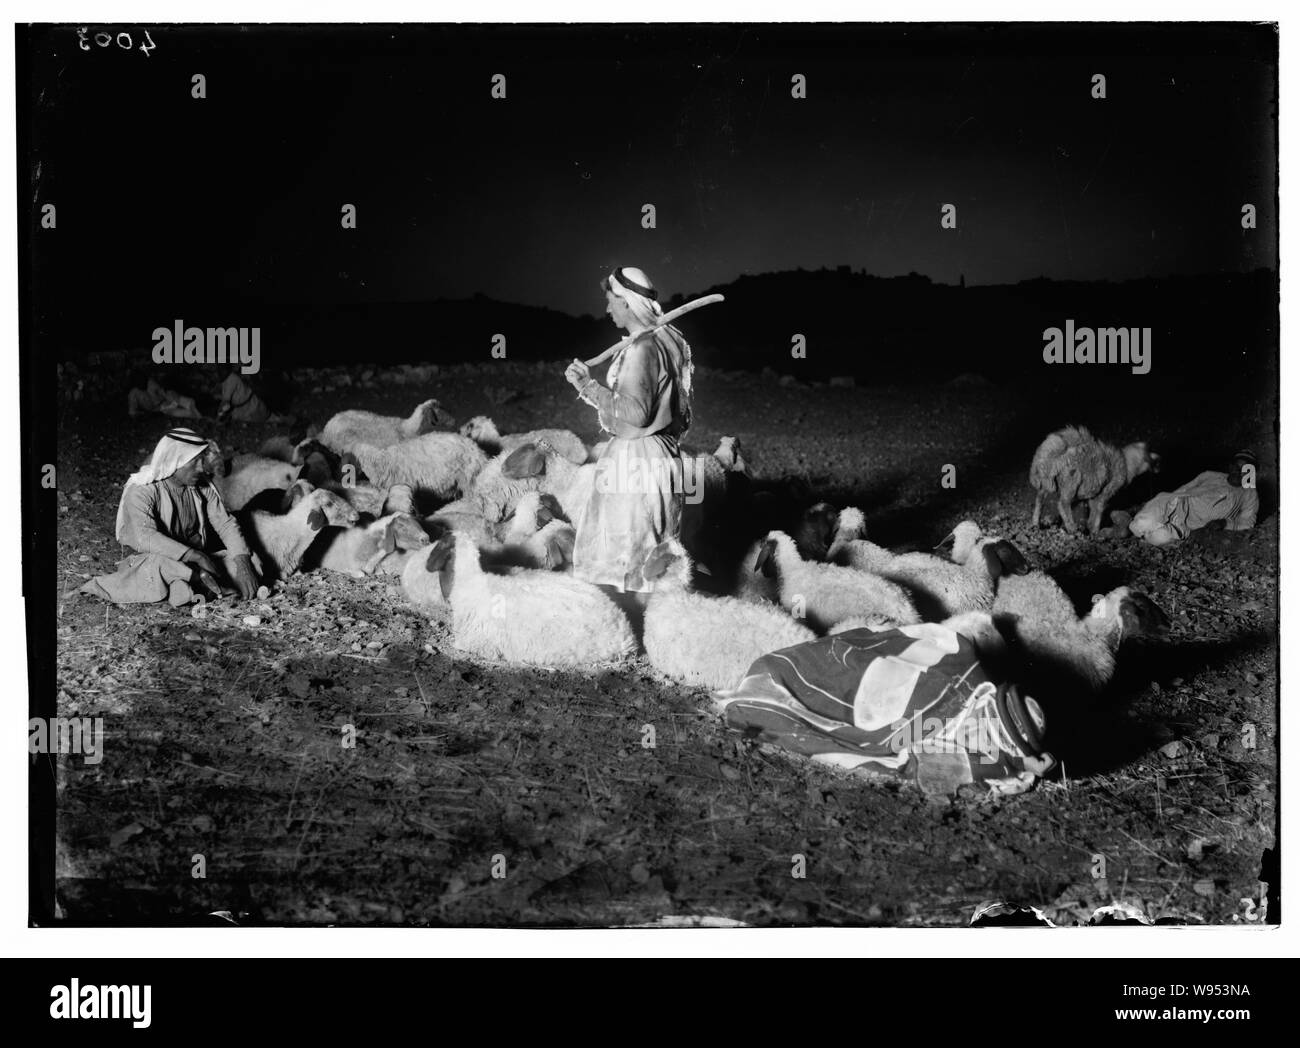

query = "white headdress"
[601,267,694,423]
[114,428,213,542]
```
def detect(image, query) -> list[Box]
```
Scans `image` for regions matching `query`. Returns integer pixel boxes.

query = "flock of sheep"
[212,398,1170,702]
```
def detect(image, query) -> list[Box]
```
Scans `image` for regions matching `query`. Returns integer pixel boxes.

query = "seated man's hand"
[182,548,221,577]
[229,554,260,600]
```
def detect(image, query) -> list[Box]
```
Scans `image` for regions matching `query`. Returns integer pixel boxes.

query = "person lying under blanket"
[79,428,262,607]
[1128,449,1259,546]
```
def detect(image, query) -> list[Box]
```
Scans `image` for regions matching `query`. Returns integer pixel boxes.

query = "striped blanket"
[713,622,1055,795]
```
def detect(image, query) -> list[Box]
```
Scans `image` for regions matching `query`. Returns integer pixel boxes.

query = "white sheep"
[827,507,1025,620]
[640,539,816,690]
[416,532,637,668]
[216,454,300,511]
[321,399,455,454]
[347,432,488,500]
[938,519,1033,578]
[307,512,430,577]
[414,493,572,604]
[944,577,1169,695]
[459,440,586,523]
[240,481,360,579]
[458,415,589,464]
[752,530,921,634]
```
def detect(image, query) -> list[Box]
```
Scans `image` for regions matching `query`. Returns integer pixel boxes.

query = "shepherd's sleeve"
[204,488,251,555]
[122,486,193,561]
[579,340,660,434]
[1227,490,1260,531]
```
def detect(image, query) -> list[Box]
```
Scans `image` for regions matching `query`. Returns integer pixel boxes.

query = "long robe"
[80,478,252,605]
[1129,470,1260,545]
[572,333,688,592]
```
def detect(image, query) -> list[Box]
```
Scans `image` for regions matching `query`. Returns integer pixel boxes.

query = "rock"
[829,376,855,388]
[1159,740,1185,759]
[1110,510,1133,529]
[242,615,262,628]
[778,374,799,387]
[1192,878,1216,898]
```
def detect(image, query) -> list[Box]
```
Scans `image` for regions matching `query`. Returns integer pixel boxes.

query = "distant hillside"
[50,267,1276,395]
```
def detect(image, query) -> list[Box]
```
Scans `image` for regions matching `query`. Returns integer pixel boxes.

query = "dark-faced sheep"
[1030,426,1160,534]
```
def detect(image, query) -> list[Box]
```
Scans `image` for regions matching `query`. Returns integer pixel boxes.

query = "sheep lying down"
[827,509,1030,620]
[944,579,1169,696]
[302,512,430,577]
[641,539,815,691]
[413,532,636,668]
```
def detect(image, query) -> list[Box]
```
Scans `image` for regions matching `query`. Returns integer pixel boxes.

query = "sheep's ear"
[546,529,576,569]
[989,540,1030,578]
[754,540,778,578]
[642,542,676,581]
[535,499,556,528]
[432,402,456,428]
[424,539,457,599]
[538,492,567,523]
[379,518,399,553]
[1119,593,1170,639]
[283,480,312,511]
[307,508,327,532]
[502,444,546,479]
[425,540,453,574]
[934,531,956,552]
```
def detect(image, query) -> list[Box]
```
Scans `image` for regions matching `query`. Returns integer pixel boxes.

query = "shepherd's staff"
[580,293,725,368]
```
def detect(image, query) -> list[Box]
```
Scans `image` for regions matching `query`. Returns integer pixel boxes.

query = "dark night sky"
[24,23,1277,317]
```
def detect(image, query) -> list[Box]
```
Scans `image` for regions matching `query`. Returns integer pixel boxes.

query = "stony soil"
[51,362,1277,926]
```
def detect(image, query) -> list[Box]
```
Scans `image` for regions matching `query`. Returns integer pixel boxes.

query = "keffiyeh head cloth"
[601,266,694,425]
[114,428,214,542]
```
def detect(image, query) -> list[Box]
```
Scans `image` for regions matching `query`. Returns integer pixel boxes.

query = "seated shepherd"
[80,428,261,607]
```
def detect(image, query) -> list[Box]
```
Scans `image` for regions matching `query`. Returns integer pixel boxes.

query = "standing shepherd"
[79,428,262,607]
[564,266,694,624]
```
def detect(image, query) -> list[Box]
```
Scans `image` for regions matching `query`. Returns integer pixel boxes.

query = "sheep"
[794,501,841,561]
[417,494,573,599]
[827,508,1028,620]
[938,519,1032,580]
[240,481,360,579]
[346,432,488,500]
[752,530,921,634]
[640,539,816,690]
[305,512,430,577]
[1030,425,1160,534]
[415,532,637,668]
[944,576,1170,697]
[321,399,456,454]
[459,440,587,523]
[215,454,300,511]
[458,415,589,464]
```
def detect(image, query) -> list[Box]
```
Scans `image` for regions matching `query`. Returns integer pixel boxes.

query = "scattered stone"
[1192,878,1216,898]
[242,615,262,628]
[1159,740,1186,759]
[829,376,855,388]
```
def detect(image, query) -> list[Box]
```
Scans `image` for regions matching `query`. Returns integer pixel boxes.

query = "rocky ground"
[51,361,1277,926]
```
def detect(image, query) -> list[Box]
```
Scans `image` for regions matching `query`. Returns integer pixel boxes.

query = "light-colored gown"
[79,478,251,605]
[572,332,688,593]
